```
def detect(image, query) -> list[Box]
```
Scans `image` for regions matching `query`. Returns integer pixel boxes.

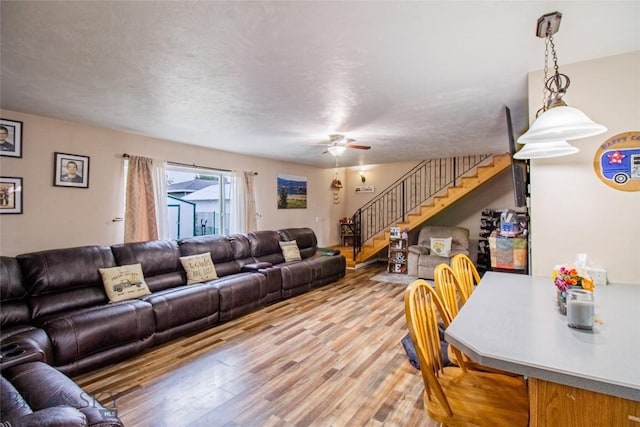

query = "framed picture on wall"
[53,152,90,188]
[276,173,307,209]
[0,118,23,158]
[0,177,23,214]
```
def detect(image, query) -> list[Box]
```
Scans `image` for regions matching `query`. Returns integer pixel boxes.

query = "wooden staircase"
[341,153,512,268]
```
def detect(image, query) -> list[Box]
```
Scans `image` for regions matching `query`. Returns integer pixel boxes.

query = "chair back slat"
[451,253,481,300]
[404,279,453,416]
[434,264,465,318]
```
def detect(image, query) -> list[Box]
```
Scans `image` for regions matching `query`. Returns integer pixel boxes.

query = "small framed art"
[0,177,23,214]
[0,118,23,158]
[54,152,90,188]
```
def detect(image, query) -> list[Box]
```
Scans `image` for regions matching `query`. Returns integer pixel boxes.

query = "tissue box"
[587,267,607,286]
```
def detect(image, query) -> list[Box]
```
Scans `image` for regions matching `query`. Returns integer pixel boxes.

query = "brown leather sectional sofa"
[0,227,345,426]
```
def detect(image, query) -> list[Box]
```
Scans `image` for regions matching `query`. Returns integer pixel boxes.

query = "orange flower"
[581,277,595,291]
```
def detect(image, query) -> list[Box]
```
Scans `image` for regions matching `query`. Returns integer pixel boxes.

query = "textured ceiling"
[1,1,638,168]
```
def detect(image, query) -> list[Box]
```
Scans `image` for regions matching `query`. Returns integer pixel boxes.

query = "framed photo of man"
[0,177,23,214]
[0,118,23,158]
[54,152,90,188]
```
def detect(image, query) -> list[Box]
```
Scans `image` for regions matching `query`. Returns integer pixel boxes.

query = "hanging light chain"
[544,27,570,109]
[541,27,551,114]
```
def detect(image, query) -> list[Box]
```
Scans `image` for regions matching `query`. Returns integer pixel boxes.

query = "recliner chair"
[407,226,470,280]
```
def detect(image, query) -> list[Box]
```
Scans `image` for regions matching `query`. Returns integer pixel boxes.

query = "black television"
[505,106,528,208]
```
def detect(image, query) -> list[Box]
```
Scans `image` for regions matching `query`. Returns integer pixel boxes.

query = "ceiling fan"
[322,134,371,156]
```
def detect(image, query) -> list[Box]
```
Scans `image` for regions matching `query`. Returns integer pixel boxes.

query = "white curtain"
[229,170,257,234]
[243,172,258,232]
[244,171,257,232]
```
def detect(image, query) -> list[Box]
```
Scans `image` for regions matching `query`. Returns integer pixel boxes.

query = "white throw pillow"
[430,237,453,257]
[279,240,302,262]
[179,252,218,285]
[99,263,151,303]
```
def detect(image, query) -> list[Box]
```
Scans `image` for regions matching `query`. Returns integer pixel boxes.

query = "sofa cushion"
[141,283,219,343]
[0,256,30,327]
[99,264,151,302]
[278,228,318,259]
[246,231,286,265]
[279,240,302,262]
[213,273,268,322]
[0,376,31,420]
[179,252,218,285]
[228,234,256,269]
[279,262,312,297]
[2,361,123,426]
[304,254,346,287]
[178,235,242,277]
[17,246,116,319]
[110,240,185,293]
[430,237,452,257]
[39,299,154,370]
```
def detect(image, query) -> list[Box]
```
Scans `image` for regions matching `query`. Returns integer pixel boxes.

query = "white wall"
[0,110,343,255]
[528,51,640,284]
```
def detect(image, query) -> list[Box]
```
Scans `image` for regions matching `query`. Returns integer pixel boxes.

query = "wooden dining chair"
[433,264,520,377]
[404,279,529,426]
[451,253,481,302]
[434,263,468,314]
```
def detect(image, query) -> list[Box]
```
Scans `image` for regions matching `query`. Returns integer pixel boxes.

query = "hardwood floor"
[74,263,436,426]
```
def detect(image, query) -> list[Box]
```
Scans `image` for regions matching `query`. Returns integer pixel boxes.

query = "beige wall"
[0,113,519,259]
[0,110,348,255]
[528,51,640,284]
[342,161,420,215]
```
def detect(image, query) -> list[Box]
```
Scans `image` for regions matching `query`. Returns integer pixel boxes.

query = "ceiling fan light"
[517,106,607,144]
[513,140,579,159]
[328,145,347,157]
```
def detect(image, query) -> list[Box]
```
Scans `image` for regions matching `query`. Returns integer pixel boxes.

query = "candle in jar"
[567,290,594,330]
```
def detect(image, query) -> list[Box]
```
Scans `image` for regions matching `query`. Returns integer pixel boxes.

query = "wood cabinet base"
[529,378,640,426]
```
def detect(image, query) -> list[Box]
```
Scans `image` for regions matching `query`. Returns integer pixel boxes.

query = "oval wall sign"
[593,131,640,192]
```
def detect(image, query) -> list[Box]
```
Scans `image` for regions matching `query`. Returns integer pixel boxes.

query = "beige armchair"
[408,226,470,279]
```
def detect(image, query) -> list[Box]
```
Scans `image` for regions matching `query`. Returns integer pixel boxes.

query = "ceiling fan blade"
[346,144,371,150]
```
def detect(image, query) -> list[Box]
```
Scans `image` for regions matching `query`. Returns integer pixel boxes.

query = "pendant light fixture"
[327,145,347,157]
[516,12,607,156]
[513,140,579,160]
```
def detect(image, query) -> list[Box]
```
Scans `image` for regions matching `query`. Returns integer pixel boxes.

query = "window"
[165,165,235,239]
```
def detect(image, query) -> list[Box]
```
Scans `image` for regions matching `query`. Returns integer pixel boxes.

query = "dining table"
[445,271,640,426]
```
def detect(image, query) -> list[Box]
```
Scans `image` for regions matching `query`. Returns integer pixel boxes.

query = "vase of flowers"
[553,265,594,315]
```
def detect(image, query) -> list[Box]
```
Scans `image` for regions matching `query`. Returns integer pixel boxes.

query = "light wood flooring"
[74,263,436,427]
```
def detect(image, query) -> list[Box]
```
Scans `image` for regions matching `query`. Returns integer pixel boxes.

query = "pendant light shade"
[517,106,607,144]
[327,145,347,157]
[513,140,579,159]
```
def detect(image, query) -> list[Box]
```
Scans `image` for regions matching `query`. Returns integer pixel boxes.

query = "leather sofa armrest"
[241,262,273,272]
[0,339,46,372]
[408,245,430,255]
[9,406,88,427]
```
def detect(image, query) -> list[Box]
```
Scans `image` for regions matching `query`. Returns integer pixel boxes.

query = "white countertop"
[445,271,640,401]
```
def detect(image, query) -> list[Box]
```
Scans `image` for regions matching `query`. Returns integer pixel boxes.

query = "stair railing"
[351,154,493,258]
